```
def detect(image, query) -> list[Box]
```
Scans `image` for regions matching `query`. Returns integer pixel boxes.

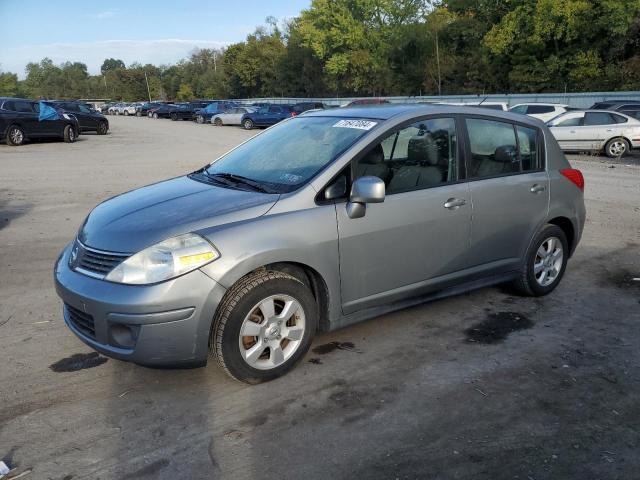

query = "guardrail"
[229,91,640,109]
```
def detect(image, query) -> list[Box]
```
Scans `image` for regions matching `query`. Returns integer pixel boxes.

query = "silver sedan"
[212,106,256,126]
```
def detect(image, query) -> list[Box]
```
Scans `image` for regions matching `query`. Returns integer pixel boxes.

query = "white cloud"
[92,10,119,20]
[2,39,230,77]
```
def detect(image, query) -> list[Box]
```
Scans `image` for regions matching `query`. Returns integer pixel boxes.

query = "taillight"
[291,111,297,117]
[560,168,584,191]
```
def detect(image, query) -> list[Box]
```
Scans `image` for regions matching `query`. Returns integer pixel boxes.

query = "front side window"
[510,105,528,114]
[551,115,583,127]
[14,101,34,113]
[466,118,519,178]
[356,117,458,194]
[269,106,282,113]
[203,116,375,193]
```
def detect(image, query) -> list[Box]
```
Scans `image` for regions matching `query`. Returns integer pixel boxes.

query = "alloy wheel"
[9,127,24,144]
[534,236,563,287]
[238,294,306,370]
[608,140,626,157]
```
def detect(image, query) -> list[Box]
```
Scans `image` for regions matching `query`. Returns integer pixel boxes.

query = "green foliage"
[3,1,640,100]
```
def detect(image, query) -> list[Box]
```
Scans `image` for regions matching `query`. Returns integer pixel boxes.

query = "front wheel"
[604,137,629,158]
[136,111,141,117]
[242,119,254,130]
[6,125,25,146]
[63,125,77,143]
[152,112,159,119]
[512,224,568,296]
[170,113,177,121]
[97,121,108,135]
[212,270,317,383]
[124,110,129,116]
[214,118,223,126]
[197,115,204,124]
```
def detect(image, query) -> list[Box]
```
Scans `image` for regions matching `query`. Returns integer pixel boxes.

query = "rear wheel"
[512,224,568,296]
[197,115,205,124]
[212,270,317,383]
[136,111,141,117]
[6,125,25,146]
[171,113,177,121]
[97,121,108,135]
[153,112,159,119]
[214,117,223,126]
[604,137,629,158]
[63,125,77,143]
[124,110,129,116]
[242,118,254,130]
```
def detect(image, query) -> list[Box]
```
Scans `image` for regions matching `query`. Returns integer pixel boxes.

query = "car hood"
[78,176,279,253]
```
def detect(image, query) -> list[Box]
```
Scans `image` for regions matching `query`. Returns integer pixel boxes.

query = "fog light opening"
[110,323,139,349]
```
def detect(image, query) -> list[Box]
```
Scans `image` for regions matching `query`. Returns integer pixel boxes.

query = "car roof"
[511,103,568,107]
[303,103,544,125]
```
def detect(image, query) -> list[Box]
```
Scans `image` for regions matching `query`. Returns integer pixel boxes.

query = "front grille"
[71,241,129,278]
[65,303,96,339]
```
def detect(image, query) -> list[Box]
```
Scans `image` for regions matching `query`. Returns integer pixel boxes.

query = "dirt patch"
[49,352,108,372]
[464,312,533,344]
[312,341,356,354]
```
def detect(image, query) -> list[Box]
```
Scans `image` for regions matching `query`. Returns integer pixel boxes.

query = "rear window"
[526,105,555,114]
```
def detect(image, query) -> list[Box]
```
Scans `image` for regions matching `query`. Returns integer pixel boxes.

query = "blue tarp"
[39,101,60,121]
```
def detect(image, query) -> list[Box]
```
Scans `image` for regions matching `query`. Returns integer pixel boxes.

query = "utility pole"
[213,51,217,73]
[435,29,441,96]
[144,71,152,102]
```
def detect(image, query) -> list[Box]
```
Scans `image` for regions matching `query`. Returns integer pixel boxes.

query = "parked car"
[195,101,238,124]
[240,104,294,130]
[509,103,571,122]
[292,102,327,116]
[48,101,109,135]
[100,102,117,114]
[440,101,509,111]
[116,103,138,116]
[211,106,256,126]
[547,110,640,157]
[136,102,164,117]
[168,103,201,121]
[55,104,585,383]
[590,100,640,120]
[343,98,390,107]
[1,97,80,146]
[148,104,177,119]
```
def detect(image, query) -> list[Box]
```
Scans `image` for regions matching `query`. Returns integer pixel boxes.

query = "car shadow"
[0,190,31,231]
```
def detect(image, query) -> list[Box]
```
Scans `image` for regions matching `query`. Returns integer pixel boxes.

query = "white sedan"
[212,107,256,126]
[547,110,640,158]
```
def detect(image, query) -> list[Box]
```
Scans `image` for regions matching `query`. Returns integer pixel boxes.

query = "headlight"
[105,233,219,285]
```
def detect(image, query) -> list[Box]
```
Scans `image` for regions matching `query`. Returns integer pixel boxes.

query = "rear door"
[549,113,584,150]
[7,100,44,136]
[582,111,619,149]
[463,116,549,273]
[337,116,472,313]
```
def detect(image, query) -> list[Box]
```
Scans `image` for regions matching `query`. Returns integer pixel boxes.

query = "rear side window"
[517,126,540,171]
[466,118,519,178]
[269,106,282,113]
[621,109,640,120]
[584,112,614,125]
[526,105,554,114]
[611,114,627,124]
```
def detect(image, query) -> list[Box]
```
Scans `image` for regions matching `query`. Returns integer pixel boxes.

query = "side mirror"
[346,176,385,219]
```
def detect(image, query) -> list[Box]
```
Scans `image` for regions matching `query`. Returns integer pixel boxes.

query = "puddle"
[312,341,356,355]
[464,312,533,344]
[49,352,108,372]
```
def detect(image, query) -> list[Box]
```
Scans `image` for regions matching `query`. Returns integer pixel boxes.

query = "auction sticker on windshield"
[333,119,377,130]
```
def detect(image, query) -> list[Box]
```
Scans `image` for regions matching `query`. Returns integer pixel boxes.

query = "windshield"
[202,116,377,193]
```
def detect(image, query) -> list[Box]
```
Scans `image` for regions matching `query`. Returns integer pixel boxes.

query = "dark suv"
[590,100,640,120]
[48,101,109,135]
[0,97,80,146]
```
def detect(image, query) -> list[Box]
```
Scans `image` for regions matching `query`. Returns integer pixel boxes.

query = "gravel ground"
[1,116,639,480]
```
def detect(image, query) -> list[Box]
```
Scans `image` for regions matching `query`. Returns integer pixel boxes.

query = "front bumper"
[54,242,226,367]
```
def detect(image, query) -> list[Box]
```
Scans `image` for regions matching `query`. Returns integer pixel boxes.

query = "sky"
[0,0,311,78]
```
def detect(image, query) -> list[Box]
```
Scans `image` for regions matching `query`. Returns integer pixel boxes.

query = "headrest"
[494,145,518,163]
[408,136,439,166]
[361,144,384,165]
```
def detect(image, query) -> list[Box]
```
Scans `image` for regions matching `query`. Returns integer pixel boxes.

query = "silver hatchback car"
[55,105,586,383]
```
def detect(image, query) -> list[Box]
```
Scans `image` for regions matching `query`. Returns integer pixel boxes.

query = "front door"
[463,116,549,272]
[337,116,472,314]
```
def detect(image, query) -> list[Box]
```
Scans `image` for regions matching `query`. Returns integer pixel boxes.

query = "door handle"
[530,184,546,194]
[606,129,613,132]
[443,198,466,209]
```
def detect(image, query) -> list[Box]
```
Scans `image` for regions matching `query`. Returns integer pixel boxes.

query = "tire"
[97,121,108,135]
[604,137,629,158]
[512,224,568,297]
[171,113,177,121]
[153,112,159,119]
[136,111,141,117]
[197,115,204,124]
[214,118,223,126]
[124,110,129,116]
[63,124,77,143]
[212,270,317,384]
[242,118,254,130]
[6,125,25,146]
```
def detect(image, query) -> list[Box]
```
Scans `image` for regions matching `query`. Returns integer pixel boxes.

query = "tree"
[176,83,194,100]
[0,71,19,96]
[101,58,125,75]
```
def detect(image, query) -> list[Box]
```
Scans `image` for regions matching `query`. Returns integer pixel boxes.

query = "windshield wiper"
[206,172,276,194]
